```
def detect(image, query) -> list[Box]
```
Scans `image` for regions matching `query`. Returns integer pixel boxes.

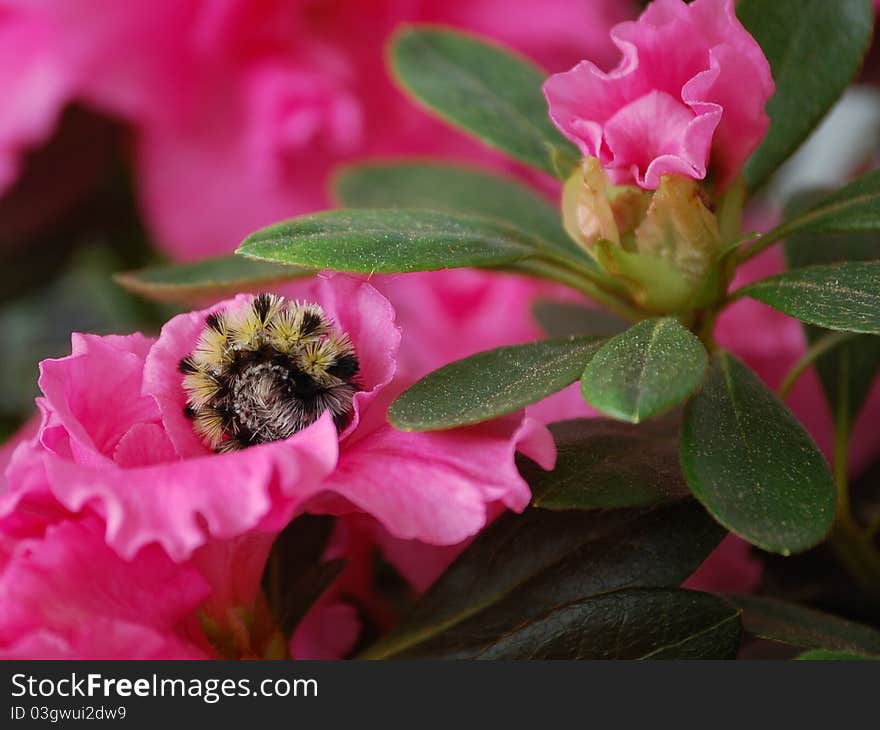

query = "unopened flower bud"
[562,158,725,314]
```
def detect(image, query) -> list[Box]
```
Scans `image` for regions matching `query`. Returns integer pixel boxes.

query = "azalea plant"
[3,0,880,660]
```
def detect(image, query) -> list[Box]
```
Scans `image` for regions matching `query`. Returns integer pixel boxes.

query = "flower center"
[180,293,359,452]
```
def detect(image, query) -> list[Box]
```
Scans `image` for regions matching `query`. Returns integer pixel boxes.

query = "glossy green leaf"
[739,262,880,334]
[532,299,629,338]
[115,255,311,304]
[333,162,589,264]
[389,26,579,178]
[767,170,880,243]
[388,336,603,431]
[785,192,880,265]
[360,500,725,659]
[524,418,689,510]
[729,595,880,655]
[581,318,708,423]
[681,352,835,555]
[478,588,741,660]
[237,209,541,273]
[738,0,874,191]
[785,220,880,428]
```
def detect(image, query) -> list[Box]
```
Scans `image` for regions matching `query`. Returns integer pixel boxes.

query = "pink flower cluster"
[0,276,554,657]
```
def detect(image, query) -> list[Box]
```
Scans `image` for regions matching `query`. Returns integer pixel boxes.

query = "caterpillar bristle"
[181,293,360,452]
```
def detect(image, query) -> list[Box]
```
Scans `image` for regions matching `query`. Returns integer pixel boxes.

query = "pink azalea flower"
[543,0,774,189]
[0,515,211,659]
[0,507,360,659]
[0,275,554,562]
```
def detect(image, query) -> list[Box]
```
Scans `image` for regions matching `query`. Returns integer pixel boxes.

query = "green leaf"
[477,588,742,660]
[738,262,880,334]
[237,209,542,273]
[524,418,690,510]
[785,220,880,428]
[681,352,835,555]
[388,336,603,431]
[389,26,579,178]
[114,255,311,304]
[581,318,708,423]
[333,162,589,265]
[767,170,880,243]
[729,595,880,655]
[796,649,878,660]
[785,190,880,261]
[532,299,629,338]
[262,515,345,636]
[360,500,725,659]
[738,0,874,191]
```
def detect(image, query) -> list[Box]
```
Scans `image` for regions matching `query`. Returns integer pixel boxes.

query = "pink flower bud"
[544,0,774,190]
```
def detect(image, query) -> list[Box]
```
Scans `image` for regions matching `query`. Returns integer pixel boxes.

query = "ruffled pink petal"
[0,621,209,660]
[313,408,555,545]
[684,44,769,184]
[544,0,773,188]
[112,422,178,468]
[0,421,68,551]
[1,322,339,561]
[0,516,210,657]
[603,89,719,187]
[38,413,338,561]
[544,56,648,163]
[38,332,160,461]
[4,277,405,561]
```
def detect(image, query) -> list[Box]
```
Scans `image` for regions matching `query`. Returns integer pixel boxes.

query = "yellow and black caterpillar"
[180,293,359,452]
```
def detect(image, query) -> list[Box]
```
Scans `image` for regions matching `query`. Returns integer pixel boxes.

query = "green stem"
[716,177,746,247]
[735,229,785,265]
[690,307,719,353]
[517,258,644,323]
[777,332,855,401]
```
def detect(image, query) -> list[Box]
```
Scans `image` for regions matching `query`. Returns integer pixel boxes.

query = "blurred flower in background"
[0,0,636,260]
